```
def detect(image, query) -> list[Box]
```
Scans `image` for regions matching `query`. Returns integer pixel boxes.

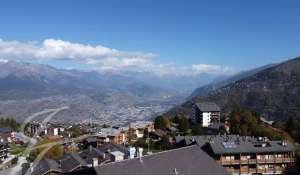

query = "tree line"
[0,117,20,131]
[228,107,292,140]
[154,115,204,135]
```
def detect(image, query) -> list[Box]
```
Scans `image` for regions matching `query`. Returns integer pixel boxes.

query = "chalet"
[193,102,221,128]
[129,121,155,139]
[96,128,128,145]
[31,153,88,175]
[79,146,107,167]
[30,144,138,175]
[31,158,62,175]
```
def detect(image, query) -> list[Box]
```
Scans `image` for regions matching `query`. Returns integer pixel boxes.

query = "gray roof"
[98,143,128,154]
[95,145,230,175]
[176,135,295,155]
[0,127,13,133]
[86,137,97,143]
[60,153,88,172]
[79,147,106,164]
[0,141,8,147]
[195,102,220,112]
[31,158,61,175]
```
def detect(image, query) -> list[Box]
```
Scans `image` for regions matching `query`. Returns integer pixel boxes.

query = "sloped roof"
[110,151,125,157]
[94,145,230,175]
[175,135,295,154]
[0,127,13,133]
[79,147,106,164]
[31,158,61,175]
[98,143,128,154]
[60,153,88,172]
[209,139,295,154]
[195,102,220,112]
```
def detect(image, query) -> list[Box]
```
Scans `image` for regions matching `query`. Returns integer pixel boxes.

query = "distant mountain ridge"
[168,57,300,121]
[189,63,277,98]
[0,61,187,122]
[0,61,168,99]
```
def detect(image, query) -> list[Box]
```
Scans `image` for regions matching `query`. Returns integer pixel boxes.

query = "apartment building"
[176,135,295,175]
[193,102,221,128]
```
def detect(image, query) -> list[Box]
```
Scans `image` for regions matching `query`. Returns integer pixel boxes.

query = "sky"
[0,0,300,76]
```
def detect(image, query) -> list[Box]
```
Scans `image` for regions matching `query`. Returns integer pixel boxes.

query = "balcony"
[218,159,240,165]
[219,157,295,165]
[226,168,267,174]
[258,157,295,164]
[257,167,285,174]
[226,167,285,174]
[225,168,240,173]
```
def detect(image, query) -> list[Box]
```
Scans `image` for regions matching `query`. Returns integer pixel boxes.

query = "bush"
[11,157,18,165]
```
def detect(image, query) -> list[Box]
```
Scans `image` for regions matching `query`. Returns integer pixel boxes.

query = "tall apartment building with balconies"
[176,135,296,175]
[193,102,221,128]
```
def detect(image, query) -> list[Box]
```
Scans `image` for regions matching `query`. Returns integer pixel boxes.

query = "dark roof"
[94,145,230,175]
[60,153,88,172]
[98,143,128,154]
[86,137,97,143]
[0,127,13,133]
[176,135,295,154]
[195,102,220,112]
[31,158,61,175]
[31,153,90,175]
[0,141,8,147]
[79,147,106,164]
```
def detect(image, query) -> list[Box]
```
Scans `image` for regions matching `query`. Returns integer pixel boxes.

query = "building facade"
[0,142,8,161]
[193,102,221,127]
[129,121,155,139]
[176,135,296,175]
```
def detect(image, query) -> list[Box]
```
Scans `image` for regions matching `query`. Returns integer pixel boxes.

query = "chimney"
[128,147,136,159]
[92,158,98,167]
[281,140,287,147]
[89,145,93,152]
[58,160,62,168]
[173,168,178,174]
[138,147,143,162]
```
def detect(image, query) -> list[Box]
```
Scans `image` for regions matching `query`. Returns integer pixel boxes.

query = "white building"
[110,151,125,162]
[129,121,154,139]
[193,102,221,128]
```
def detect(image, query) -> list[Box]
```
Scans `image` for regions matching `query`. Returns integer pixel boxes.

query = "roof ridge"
[97,145,199,168]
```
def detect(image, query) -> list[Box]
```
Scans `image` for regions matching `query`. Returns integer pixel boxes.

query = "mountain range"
[0,61,220,123]
[167,57,300,121]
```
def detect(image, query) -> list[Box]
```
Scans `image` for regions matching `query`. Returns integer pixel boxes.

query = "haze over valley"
[0,60,226,124]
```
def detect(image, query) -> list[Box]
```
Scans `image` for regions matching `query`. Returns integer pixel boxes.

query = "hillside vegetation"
[168,57,300,122]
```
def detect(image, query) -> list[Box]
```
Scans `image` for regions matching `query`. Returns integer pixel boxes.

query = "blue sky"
[0,0,300,75]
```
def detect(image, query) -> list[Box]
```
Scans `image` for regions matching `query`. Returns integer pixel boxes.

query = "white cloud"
[0,59,8,63]
[192,64,235,75]
[0,38,236,76]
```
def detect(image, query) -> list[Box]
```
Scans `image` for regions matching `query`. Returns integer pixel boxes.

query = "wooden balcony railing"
[219,157,295,165]
[226,167,285,174]
[257,167,285,174]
